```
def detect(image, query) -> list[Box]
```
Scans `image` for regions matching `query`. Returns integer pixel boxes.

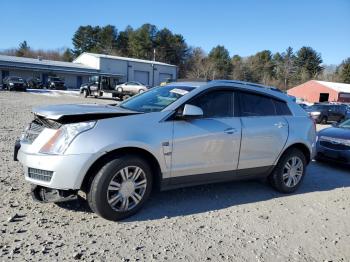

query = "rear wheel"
[83,89,88,98]
[87,155,153,221]
[269,148,306,193]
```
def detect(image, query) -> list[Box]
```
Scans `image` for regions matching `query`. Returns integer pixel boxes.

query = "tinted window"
[274,100,292,115]
[191,90,234,118]
[120,85,195,113]
[240,92,275,116]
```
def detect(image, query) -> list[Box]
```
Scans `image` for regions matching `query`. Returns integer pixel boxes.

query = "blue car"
[316,119,350,164]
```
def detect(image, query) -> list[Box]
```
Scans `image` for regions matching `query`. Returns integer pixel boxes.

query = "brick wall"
[287,80,339,103]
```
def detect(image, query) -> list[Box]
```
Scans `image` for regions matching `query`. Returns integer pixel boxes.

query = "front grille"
[320,140,350,151]
[28,168,53,182]
[22,121,45,144]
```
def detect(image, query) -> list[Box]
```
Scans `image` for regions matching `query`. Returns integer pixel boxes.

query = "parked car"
[115,81,148,97]
[306,104,348,124]
[315,119,350,164]
[45,76,66,90]
[346,105,350,120]
[15,80,315,221]
[298,103,309,110]
[27,77,43,89]
[2,76,27,91]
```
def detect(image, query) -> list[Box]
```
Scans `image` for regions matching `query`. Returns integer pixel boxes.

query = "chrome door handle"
[224,128,237,134]
[274,122,286,128]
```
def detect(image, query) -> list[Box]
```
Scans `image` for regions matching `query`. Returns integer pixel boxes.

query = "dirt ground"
[0,91,349,261]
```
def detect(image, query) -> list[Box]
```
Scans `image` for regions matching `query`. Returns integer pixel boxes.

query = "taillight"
[309,115,316,130]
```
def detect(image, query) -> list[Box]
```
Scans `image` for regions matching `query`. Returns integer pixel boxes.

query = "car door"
[128,82,140,94]
[237,91,289,169]
[170,89,241,182]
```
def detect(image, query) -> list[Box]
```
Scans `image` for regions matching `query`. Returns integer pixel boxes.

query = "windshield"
[120,85,195,113]
[339,119,350,129]
[10,77,24,82]
[50,77,61,81]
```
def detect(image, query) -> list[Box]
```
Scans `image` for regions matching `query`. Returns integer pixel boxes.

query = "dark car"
[298,103,309,110]
[316,119,350,164]
[2,76,27,91]
[46,76,66,90]
[306,104,347,124]
[346,105,350,120]
[27,77,43,89]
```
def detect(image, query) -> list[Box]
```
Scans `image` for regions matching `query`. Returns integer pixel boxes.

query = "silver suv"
[15,80,316,221]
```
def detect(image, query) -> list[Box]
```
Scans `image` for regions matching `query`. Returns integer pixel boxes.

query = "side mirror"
[181,104,203,119]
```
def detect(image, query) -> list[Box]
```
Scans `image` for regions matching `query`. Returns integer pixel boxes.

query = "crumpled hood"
[318,126,350,139]
[33,104,141,122]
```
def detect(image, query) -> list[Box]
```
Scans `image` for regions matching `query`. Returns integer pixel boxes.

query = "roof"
[170,80,291,101]
[315,80,350,93]
[167,81,207,88]
[75,52,177,67]
[0,54,99,75]
[0,54,96,70]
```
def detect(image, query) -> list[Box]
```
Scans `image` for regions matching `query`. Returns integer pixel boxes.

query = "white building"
[73,53,177,87]
[0,53,177,89]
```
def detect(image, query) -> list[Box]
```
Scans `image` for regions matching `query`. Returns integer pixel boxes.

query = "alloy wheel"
[106,166,147,211]
[282,156,304,187]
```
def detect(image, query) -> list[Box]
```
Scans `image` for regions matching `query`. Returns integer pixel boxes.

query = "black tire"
[321,116,328,124]
[83,89,88,98]
[269,148,306,193]
[87,155,153,221]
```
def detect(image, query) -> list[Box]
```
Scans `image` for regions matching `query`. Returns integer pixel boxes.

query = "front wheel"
[82,89,88,98]
[87,155,153,221]
[269,148,306,193]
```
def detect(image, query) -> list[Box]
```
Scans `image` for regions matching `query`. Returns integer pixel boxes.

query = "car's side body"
[2,76,27,91]
[316,120,350,164]
[17,81,315,193]
[27,77,43,89]
[46,76,66,90]
[115,81,148,96]
[307,104,347,124]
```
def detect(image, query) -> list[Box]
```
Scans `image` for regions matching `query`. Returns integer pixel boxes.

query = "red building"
[287,80,350,103]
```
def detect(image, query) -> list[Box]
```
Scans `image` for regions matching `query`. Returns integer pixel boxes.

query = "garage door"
[159,73,172,83]
[134,71,149,85]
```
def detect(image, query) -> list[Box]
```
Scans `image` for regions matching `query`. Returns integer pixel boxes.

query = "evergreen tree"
[16,40,30,57]
[72,25,100,56]
[62,48,74,62]
[295,46,324,81]
[98,25,118,54]
[339,58,350,83]
[208,45,231,79]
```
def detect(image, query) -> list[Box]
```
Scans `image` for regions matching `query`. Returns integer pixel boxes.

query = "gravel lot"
[1,91,350,261]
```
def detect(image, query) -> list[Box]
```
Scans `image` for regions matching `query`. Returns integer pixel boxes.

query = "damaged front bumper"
[31,185,77,203]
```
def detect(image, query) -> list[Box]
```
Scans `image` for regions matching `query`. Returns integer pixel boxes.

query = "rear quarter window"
[273,100,292,115]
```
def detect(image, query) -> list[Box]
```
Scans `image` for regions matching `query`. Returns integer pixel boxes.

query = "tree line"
[1,23,349,88]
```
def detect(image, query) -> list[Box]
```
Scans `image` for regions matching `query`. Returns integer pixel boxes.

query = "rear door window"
[239,92,275,116]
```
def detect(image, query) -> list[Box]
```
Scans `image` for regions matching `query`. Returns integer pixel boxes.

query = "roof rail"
[210,79,282,93]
